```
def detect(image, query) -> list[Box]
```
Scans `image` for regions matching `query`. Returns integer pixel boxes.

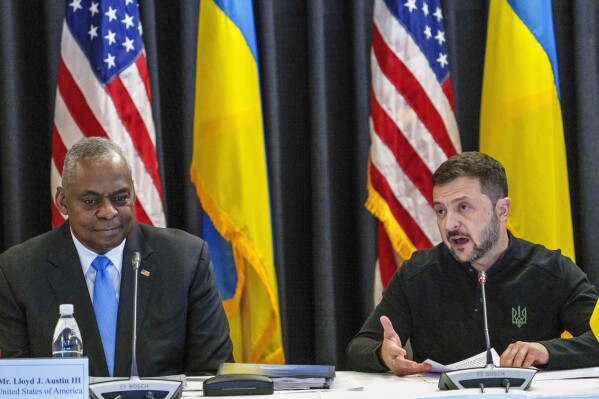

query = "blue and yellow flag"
[480,0,575,261]
[591,301,599,341]
[191,0,284,364]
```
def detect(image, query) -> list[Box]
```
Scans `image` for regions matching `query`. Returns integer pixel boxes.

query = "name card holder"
[0,358,89,399]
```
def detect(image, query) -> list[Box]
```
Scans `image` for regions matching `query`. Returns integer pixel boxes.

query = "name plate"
[0,358,89,399]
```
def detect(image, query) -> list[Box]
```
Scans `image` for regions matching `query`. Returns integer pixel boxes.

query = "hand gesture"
[379,316,432,376]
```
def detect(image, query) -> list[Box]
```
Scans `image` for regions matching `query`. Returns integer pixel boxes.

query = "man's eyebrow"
[110,188,131,196]
[78,188,130,197]
[78,189,101,197]
[433,196,471,207]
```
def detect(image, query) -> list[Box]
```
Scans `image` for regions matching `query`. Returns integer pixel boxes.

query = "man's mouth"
[448,233,470,246]
[96,226,121,234]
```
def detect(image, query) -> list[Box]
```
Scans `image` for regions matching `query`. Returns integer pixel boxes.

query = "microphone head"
[132,251,141,269]
[477,270,487,284]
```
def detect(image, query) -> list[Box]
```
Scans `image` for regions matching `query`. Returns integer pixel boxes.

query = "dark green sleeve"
[539,256,599,370]
[346,265,412,372]
[540,331,599,370]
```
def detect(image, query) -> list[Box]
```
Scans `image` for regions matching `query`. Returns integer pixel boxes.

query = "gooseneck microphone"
[90,252,183,399]
[479,271,493,367]
[130,251,141,378]
[438,270,536,391]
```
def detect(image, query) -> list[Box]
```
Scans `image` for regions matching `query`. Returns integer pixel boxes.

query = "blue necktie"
[91,255,118,377]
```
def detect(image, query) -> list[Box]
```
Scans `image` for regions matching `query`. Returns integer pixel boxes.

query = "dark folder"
[217,363,335,390]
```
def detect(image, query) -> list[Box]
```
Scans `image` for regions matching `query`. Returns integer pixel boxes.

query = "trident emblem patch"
[512,306,527,328]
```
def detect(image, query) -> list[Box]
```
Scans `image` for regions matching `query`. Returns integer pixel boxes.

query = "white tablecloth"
[182,371,599,398]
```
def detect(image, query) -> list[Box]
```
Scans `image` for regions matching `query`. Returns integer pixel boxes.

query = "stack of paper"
[217,363,335,390]
[424,348,501,373]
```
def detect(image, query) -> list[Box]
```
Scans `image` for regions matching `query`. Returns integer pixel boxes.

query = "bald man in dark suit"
[0,137,233,376]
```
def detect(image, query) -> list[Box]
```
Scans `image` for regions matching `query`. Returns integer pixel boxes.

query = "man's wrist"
[375,343,388,369]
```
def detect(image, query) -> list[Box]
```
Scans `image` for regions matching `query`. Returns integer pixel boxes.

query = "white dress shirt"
[71,230,125,303]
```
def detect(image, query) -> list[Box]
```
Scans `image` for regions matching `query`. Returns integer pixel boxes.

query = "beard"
[449,211,500,264]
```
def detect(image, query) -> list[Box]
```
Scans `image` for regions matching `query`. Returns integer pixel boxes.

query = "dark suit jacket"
[0,221,233,377]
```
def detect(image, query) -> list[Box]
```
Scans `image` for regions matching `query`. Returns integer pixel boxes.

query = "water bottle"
[52,304,83,358]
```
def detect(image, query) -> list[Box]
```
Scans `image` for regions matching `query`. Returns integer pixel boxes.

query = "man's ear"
[55,187,68,216]
[497,197,511,221]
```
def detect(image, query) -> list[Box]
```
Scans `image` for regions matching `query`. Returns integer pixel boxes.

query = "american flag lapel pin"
[141,269,150,277]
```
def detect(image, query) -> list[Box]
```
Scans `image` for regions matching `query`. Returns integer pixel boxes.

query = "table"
[182,371,599,398]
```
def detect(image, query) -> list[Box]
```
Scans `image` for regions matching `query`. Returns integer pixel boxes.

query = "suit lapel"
[46,223,158,377]
[46,222,108,376]
[114,224,156,376]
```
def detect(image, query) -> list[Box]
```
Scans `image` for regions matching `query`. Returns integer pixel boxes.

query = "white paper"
[423,348,500,373]
[182,376,211,391]
[534,366,599,381]
[274,375,363,394]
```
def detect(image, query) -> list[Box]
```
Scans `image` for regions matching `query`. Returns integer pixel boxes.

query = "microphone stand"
[130,252,141,379]
[90,252,183,399]
[438,270,536,391]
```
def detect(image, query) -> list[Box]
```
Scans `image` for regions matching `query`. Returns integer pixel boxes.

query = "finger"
[383,345,407,370]
[390,357,432,377]
[500,344,517,367]
[380,316,402,347]
[521,343,549,368]
[502,342,533,368]
[390,353,408,368]
[510,346,527,368]
[521,351,538,369]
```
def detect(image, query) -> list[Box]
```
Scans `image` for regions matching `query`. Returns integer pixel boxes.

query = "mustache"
[447,231,470,239]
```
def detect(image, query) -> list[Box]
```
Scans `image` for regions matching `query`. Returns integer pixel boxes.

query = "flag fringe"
[190,166,284,363]
[366,163,416,261]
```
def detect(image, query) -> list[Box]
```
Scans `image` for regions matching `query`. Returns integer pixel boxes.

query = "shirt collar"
[70,229,126,276]
[452,231,517,277]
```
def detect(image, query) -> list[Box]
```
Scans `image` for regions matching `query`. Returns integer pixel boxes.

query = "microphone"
[90,252,183,399]
[438,270,536,391]
[130,251,141,379]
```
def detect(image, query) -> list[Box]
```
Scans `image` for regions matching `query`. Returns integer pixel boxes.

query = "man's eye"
[113,196,129,204]
[460,204,470,211]
[83,199,98,205]
[435,209,446,216]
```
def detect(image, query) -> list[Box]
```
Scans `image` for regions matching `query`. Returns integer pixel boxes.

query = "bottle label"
[52,328,82,358]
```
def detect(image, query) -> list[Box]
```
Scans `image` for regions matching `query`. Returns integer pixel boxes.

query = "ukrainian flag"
[480,0,575,261]
[592,301,599,340]
[190,0,285,364]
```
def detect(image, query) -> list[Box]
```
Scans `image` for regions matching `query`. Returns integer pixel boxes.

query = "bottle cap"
[59,304,74,316]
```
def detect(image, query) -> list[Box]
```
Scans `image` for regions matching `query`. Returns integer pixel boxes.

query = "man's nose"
[97,199,117,219]
[445,210,460,231]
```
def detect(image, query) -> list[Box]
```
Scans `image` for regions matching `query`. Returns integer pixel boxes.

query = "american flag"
[51,0,165,228]
[367,0,461,293]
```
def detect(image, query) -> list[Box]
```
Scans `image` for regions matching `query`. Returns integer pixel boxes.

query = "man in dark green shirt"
[347,152,599,375]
